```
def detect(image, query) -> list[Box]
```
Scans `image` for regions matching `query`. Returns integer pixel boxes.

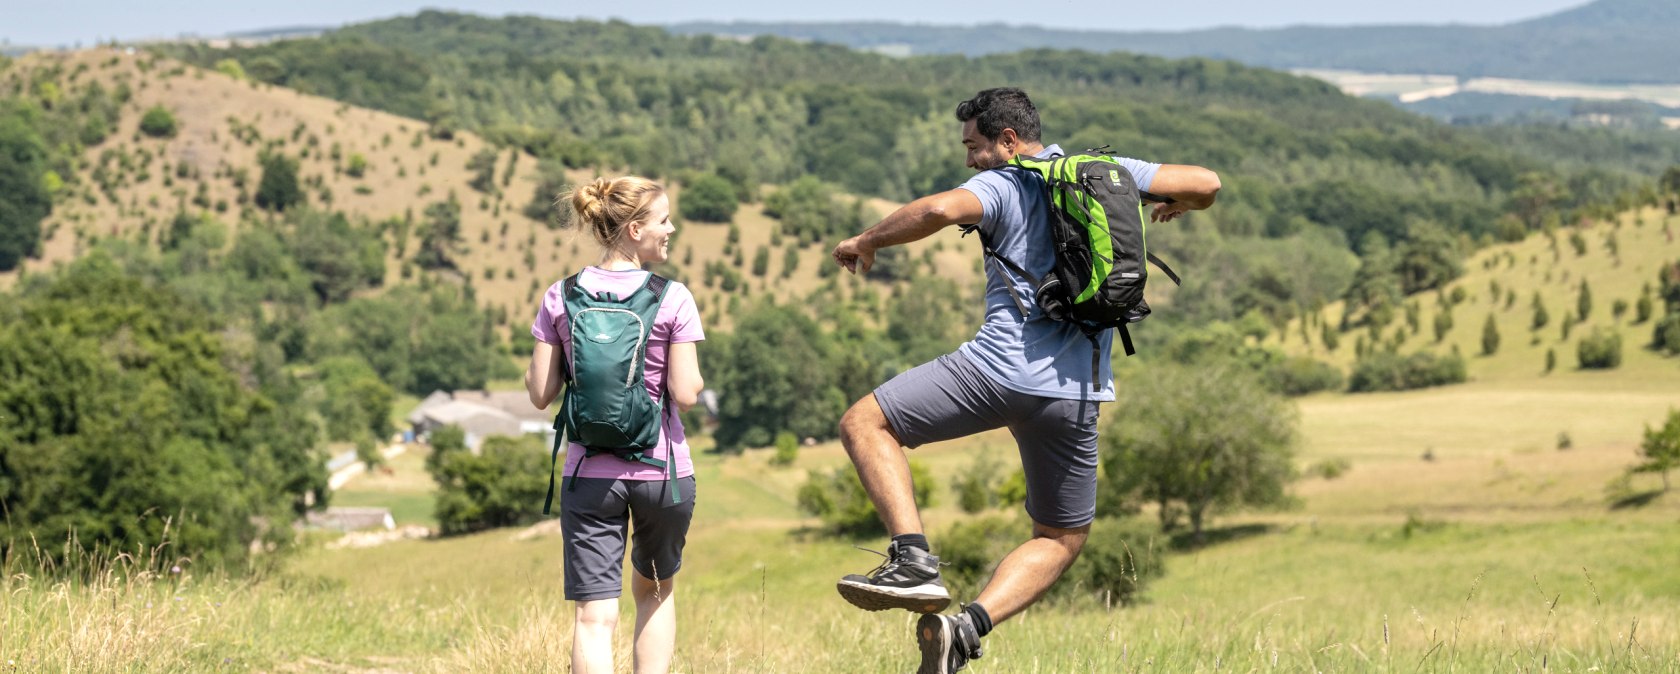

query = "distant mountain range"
[670,0,1680,85]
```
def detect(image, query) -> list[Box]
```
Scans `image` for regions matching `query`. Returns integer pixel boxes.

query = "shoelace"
[851,545,900,580]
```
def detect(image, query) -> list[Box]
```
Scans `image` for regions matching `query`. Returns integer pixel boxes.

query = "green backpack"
[542,272,679,514]
[968,149,1182,389]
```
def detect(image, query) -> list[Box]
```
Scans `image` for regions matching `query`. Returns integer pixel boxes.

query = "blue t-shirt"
[955,145,1161,402]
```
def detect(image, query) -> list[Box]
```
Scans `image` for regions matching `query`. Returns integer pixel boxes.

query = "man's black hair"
[955,88,1041,142]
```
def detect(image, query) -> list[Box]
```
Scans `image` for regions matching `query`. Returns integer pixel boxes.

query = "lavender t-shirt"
[531,267,705,480]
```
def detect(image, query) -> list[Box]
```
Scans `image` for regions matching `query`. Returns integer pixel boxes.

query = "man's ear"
[998,128,1020,152]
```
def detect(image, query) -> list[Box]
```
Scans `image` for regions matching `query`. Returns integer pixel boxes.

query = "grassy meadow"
[7,331,1680,674]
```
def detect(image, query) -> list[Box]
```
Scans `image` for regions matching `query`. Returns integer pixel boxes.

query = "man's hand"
[832,235,876,274]
[1150,200,1196,223]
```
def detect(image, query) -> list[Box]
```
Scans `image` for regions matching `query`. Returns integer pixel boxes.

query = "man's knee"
[840,394,897,446]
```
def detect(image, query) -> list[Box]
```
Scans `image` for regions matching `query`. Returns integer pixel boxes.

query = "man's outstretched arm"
[1145,164,1221,222]
[832,188,983,274]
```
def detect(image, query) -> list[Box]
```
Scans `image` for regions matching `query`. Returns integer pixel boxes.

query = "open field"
[1298,68,1680,109]
[6,426,1678,672]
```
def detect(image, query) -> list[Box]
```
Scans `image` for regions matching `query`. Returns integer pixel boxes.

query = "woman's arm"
[526,341,564,410]
[665,341,704,412]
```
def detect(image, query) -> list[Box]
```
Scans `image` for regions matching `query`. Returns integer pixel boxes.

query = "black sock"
[962,602,994,638]
[891,533,929,553]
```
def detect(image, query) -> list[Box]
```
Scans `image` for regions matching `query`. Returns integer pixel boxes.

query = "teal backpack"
[966,148,1183,390]
[542,272,680,514]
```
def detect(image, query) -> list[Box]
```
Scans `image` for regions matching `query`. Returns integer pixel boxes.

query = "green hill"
[672,0,1680,84]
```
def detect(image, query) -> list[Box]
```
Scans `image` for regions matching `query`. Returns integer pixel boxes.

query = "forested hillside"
[156,11,1680,327]
[672,0,1680,84]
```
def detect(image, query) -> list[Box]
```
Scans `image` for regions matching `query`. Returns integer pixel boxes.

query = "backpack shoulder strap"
[645,273,670,299]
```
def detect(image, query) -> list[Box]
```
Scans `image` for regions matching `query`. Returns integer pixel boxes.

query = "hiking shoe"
[916,611,983,674]
[835,541,951,613]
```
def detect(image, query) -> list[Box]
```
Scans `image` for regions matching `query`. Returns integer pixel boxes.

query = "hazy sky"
[5,0,1593,47]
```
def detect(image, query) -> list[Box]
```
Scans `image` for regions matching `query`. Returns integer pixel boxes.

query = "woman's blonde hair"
[564,176,666,249]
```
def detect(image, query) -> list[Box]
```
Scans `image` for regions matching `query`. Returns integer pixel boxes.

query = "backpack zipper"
[572,307,647,389]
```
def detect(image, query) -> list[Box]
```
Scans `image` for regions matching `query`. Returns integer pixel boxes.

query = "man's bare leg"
[973,521,1089,622]
[839,393,923,536]
[835,393,950,613]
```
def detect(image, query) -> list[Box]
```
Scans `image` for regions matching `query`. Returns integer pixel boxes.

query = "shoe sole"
[835,579,951,613]
[916,613,954,674]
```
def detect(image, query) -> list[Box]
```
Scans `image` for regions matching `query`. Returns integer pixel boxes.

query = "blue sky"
[5,0,1592,47]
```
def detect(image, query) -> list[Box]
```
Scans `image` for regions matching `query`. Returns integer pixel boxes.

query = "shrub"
[1654,314,1680,356]
[996,470,1027,506]
[1576,329,1622,369]
[771,431,799,467]
[345,153,368,178]
[431,434,549,536]
[680,173,738,222]
[1348,351,1467,392]
[1263,356,1344,396]
[1307,457,1352,480]
[951,453,1005,514]
[139,106,177,138]
[797,461,934,536]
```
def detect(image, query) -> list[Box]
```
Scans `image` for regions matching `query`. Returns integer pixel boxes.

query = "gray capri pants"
[874,352,1101,529]
[560,475,697,601]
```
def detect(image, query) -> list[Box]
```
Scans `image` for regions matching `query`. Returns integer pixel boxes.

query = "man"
[829,87,1220,673]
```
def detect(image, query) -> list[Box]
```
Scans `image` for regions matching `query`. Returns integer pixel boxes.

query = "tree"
[288,210,387,303]
[751,245,770,277]
[771,431,799,467]
[1634,409,1680,491]
[781,245,799,279]
[316,355,394,443]
[1103,363,1297,544]
[1660,166,1680,196]
[1577,280,1593,321]
[466,148,497,193]
[1531,292,1550,331]
[1341,233,1401,328]
[0,114,50,271]
[0,254,322,568]
[139,105,178,138]
[255,153,302,212]
[1577,329,1622,369]
[680,173,738,223]
[1392,220,1462,294]
[213,58,247,80]
[415,195,463,270]
[1481,313,1500,356]
[431,434,549,535]
[345,153,368,178]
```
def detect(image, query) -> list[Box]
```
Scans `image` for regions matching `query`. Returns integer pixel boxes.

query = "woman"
[525,176,704,674]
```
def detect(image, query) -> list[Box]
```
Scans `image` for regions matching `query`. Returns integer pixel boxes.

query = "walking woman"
[525,176,705,674]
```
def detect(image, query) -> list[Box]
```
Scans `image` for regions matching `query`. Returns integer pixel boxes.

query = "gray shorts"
[874,352,1101,529]
[560,476,697,601]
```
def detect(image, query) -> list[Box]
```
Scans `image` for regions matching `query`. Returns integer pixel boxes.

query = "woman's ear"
[626,220,645,242]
